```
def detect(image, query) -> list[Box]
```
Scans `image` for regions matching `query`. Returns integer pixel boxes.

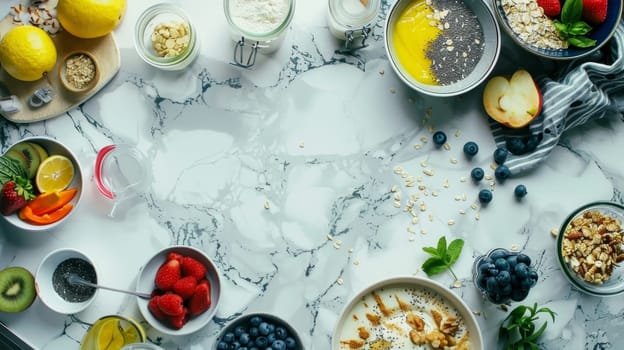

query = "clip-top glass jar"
[328,0,380,53]
[224,0,296,68]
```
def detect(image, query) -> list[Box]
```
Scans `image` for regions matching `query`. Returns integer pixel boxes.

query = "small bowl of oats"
[494,0,622,60]
[134,3,199,71]
[557,201,624,296]
[58,51,100,94]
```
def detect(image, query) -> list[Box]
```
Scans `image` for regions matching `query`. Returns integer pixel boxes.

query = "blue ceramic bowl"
[494,0,622,60]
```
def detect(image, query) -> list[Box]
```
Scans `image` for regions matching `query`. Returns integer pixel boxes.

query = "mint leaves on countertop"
[421,236,464,280]
[499,303,556,350]
[554,0,597,48]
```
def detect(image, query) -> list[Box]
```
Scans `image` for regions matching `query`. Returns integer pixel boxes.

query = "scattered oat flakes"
[390,88,396,94]
[298,141,305,148]
[550,228,559,237]
[264,200,271,209]
[448,219,456,226]
[453,280,463,288]
[337,278,344,285]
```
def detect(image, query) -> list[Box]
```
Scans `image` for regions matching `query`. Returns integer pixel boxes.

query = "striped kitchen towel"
[490,22,624,175]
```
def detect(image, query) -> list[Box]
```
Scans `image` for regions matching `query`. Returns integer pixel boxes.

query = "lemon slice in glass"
[35,155,75,193]
[96,318,125,350]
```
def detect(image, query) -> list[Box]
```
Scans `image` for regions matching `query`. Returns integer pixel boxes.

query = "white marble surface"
[0,0,623,349]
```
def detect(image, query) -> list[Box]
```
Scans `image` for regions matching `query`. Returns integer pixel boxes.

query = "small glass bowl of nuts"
[58,51,100,94]
[557,201,624,296]
[134,3,199,71]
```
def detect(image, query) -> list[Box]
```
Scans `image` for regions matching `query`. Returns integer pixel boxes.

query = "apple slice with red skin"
[483,69,543,129]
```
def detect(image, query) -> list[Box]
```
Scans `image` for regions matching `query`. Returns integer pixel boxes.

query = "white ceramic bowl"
[1,136,83,231]
[35,248,98,314]
[136,245,221,336]
[384,0,500,97]
[332,276,483,349]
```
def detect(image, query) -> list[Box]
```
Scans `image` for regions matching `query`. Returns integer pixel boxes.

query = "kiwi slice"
[27,142,49,163]
[0,266,36,313]
[6,142,41,179]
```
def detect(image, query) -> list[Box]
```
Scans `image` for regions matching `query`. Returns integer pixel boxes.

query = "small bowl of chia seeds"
[384,0,501,97]
[35,248,98,314]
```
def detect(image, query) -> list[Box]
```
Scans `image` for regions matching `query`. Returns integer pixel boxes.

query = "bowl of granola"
[557,201,624,296]
[494,0,622,59]
[58,50,100,94]
[332,276,483,349]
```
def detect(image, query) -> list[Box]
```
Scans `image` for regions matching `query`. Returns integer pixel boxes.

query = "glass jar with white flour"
[327,0,380,54]
[224,0,296,68]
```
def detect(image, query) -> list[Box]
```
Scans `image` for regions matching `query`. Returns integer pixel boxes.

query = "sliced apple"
[483,69,542,129]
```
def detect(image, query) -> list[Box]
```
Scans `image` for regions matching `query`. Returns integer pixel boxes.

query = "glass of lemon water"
[81,315,145,350]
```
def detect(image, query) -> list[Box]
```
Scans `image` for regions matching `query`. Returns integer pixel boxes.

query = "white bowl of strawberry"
[0,136,83,231]
[136,245,221,335]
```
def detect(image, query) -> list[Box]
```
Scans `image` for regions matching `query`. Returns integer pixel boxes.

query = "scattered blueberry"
[524,134,541,152]
[432,131,447,146]
[493,147,508,164]
[478,189,493,204]
[494,165,511,182]
[463,141,479,157]
[514,184,528,198]
[258,322,270,336]
[506,137,526,155]
[470,167,484,181]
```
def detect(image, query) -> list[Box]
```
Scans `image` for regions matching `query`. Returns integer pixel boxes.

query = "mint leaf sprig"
[499,303,556,350]
[421,236,464,280]
[554,0,597,48]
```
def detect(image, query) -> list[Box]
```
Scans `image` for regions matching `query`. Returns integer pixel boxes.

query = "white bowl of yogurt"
[332,276,483,349]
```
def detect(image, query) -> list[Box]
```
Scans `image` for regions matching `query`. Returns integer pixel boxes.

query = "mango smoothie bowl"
[385,0,501,97]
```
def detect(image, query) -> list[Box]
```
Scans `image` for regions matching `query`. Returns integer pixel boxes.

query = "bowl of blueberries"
[473,248,539,304]
[214,312,302,350]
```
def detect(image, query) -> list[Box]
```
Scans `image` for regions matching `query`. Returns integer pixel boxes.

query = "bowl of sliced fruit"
[0,136,83,231]
[136,245,221,336]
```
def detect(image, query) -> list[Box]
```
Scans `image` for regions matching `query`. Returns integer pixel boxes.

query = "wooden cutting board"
[0,13,121,124]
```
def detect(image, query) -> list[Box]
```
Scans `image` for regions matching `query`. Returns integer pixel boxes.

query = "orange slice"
[35,155,75,193]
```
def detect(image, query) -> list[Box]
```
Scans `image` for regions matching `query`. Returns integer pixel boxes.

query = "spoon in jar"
[66,273,152,299]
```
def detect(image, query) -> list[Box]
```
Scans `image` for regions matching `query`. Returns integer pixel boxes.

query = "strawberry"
[0,177,35,216]
[155,259,181,291]
[188,282,211,316]
[582,0,608,25]
[157,293,185,316]
[181,256,207,281]
[148,296,168,321]
[172,276,197,300]
[168,307,189,329]
[537,0,561,17]
[167,252,184,262]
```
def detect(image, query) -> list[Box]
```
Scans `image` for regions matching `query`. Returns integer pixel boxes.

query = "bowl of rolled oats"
[557,201,624,296]
[494,0,622,60]
[134,3,199,71]
[58,51,100,94]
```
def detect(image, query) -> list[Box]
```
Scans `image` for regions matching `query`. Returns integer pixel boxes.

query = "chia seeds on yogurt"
[52,258,97,303]
[425,0,485,85]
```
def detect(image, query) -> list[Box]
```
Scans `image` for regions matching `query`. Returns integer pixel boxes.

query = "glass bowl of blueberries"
[214,312,303,350]
[473,248,538,304]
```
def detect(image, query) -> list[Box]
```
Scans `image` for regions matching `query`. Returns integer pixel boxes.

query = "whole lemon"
[57,0,127,39]
[0,26,57,82]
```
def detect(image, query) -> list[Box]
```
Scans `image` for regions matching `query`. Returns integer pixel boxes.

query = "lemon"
[57,0,127,39]
[0,26,57,82]
[35,155,75,193]
[96,319,125,350]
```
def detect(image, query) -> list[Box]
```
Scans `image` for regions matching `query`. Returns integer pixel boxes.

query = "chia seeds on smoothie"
[52,258,97,303]
[426,0,484,85]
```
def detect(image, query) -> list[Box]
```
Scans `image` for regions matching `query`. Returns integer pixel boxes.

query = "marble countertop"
[1,0,623,349]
